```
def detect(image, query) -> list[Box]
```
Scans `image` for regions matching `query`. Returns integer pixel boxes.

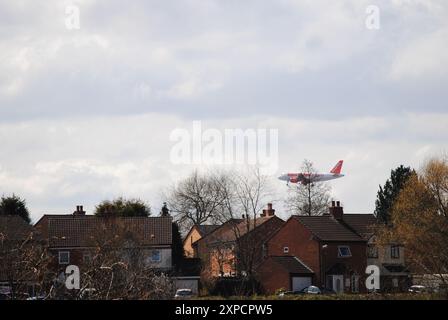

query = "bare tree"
[46,219,174,300]
[0,231,52,299]
[166,170,226,232]
[285,159,331,216]
[213,168,276,278]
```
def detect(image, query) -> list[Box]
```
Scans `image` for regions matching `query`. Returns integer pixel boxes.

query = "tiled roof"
[217,216,279,242]
[341,214,377,239]
[40,215,172,247]
[0,216,33,240]
[196,225,219,237]
[293,215,365,242]
[270,256,314,274]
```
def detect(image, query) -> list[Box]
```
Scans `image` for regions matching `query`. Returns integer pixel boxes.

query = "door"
[332,275,344,293]
[292,276,312,292]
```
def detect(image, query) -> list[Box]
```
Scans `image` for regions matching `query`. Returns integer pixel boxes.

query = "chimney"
[329,201,343,220]
[73,205,86,216]
[260,203,275,217]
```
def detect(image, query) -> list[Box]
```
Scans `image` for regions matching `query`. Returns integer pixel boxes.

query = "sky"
[0,0,447,223]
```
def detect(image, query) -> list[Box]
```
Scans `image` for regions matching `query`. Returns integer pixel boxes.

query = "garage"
[292,276,312,291]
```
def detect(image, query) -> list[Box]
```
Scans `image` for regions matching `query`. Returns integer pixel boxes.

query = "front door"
[332,275,344,293]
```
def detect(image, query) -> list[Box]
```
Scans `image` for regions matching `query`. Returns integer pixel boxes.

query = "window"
[338,246,352,258]
[351,274,360,293]
[367,245,379,258]
[392,278,399,288]
[83,253,92,264]
[391,245,400,259]
[150,250,161,262]
[58,251,70,265]
[283,247,289,254]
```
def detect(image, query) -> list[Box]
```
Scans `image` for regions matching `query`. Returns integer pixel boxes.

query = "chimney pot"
[74,205,86,216]
[329,200,343,220]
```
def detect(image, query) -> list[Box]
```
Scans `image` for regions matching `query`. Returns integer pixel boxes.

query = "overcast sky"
[1,0,447,222]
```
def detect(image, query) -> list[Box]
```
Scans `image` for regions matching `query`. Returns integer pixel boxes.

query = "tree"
[0,195,31,224]
[171,222,185,272]
[212,168,275,280]
[166,170,225,232]
[378,157,448,289]
[67,219,174,300]
[374,165,414,224]
[0,218,52,299]
[94,197,151,217]
[285,160,331,216]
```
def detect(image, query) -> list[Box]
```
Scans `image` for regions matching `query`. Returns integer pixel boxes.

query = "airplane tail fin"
[330,160,343,174]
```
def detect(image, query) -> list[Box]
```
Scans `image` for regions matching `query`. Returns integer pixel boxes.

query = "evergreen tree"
[0,194,31,224]
[171,222,185,272]
[374,165,414,224]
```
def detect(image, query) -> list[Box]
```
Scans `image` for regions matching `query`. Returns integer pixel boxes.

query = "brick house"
[34,206,173,273]
[258,201,374,294]
[0,216,43,297]
[183,224,219,258]
[194,203,284,279]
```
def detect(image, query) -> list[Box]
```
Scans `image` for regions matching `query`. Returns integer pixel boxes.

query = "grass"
[195,293,446,300]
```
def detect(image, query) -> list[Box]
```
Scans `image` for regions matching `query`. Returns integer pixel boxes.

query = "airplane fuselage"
[278,173,345,184]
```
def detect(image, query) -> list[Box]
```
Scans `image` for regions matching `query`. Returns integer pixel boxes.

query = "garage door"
[292,277,312,291]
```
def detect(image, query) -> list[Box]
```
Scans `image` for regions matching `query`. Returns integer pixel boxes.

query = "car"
[174,288,194,299]
[408,285,427,294]
[79,288,97,300]
[299,286,322,294]
[0,293,11,300]
[26,294,47,300]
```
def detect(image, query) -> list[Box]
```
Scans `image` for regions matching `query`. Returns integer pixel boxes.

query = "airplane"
[278,160,344,185]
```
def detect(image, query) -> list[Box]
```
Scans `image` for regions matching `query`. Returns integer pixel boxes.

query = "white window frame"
[283,246,289,254]
[58,251,70,265]
[337,246,352,258]
[367,245,378,258]
[391,245,400,259]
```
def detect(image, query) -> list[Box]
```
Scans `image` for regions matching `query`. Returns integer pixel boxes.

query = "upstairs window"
[367,245,379,258]
[338,246,352,258]
[59,251,70,265]
[391,245,400,259]
[83,253,92,264]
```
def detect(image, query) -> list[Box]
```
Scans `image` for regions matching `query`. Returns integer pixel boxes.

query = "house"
[366,237,410,291]
[183,224,219,258]
[335,212,410,292]
[0,215,43,297]
[34,206,173,272]
[194,203,284,279]
[258,201,374,294]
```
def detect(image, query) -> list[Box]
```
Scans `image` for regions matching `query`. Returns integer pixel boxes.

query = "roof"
[0,215,34,241]
[292,215,365,242]
[196,225,219,237]
[341,214,377,239]
[38,215,172,247]
[270,256,314,274]
[214,216,280,243]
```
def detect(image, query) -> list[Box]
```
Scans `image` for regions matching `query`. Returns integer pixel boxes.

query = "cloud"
[0,112,446,222]
[0,1,447,221]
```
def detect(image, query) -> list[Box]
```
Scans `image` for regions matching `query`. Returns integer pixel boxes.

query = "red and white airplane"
[278,160,344,185]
